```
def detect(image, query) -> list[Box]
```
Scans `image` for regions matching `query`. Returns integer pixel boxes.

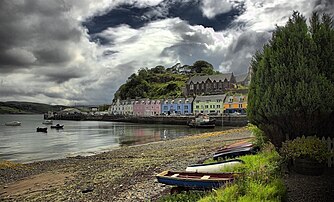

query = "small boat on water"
[186,159,244,173]
[213,146,259,161]
[5,121,21,126]
[42,120,53,125]
[36,127,47,133]
[50,124,64,129]
[156,170,236,192]
[188,114,215,128]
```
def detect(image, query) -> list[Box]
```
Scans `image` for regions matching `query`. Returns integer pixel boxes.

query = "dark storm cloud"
[0,0,83,74]
[83,0,244,44]
[222,31,271,74]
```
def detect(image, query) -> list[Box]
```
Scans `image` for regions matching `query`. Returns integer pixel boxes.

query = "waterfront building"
[111,99,122,115]
[124,99,135,115]
[193,94,226,115]
[223,94,248,114]
[133,99,161,116]
[185,73,237,96]
[161,97,193,115]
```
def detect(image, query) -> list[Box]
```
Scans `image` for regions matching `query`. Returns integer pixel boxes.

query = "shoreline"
[0,127,253,201]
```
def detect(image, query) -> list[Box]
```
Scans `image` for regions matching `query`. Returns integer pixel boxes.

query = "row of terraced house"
[110,94,247,116]
[110,72,250,116]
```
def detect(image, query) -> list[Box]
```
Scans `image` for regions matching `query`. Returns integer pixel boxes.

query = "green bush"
[247,124,268,149]
[280,136,330,163]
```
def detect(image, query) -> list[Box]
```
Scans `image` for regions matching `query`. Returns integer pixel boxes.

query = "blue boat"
[156,170,236,191]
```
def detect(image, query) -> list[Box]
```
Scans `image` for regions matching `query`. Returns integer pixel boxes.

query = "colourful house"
[224,95,248,114]
[193,94,226,115]
[133,99,161,116]
[161,98,193,115]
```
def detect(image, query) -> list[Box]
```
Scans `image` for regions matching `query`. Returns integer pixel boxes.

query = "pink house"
[133,99,161,116]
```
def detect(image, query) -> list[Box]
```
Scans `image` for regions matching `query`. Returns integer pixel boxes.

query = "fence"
[321,137,334,168]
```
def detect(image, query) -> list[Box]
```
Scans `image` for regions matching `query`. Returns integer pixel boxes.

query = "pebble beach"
[0,128,252,201]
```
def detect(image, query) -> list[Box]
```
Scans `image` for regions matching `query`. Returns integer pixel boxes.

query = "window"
[190,84,194,90]
[202,84,204,90]
[163,106,168,110]
[229,104,232,108]
[196,100,200,103]
[213,82,217,88]
[206,83,210,89]
[177,106,181,110]
[184,106,188,109]
[196,105,199,109]
[217,99,222,102]
[205,105,208,108]
[217,105,220,108]
[218,82,222,88]
[239,104,243,108]
[229,98,233,103]
[239,97,244,102]
[206,100,211,103]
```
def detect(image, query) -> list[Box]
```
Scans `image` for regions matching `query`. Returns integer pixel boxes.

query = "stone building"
[185,73,237,96]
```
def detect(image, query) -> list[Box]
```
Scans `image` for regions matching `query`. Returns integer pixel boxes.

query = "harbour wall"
[48,114,248,127]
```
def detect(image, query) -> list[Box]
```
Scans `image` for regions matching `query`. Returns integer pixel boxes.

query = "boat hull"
[36,127,47,133]
[5,121,21,126]
[50,125,64,129]
[156,171,235,189]
[213,147,258,160]
[186,159,244,173]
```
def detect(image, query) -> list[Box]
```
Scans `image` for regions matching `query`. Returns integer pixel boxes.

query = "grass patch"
[0,160,26,169]
[199,144,286,202]
[158,144,286,201]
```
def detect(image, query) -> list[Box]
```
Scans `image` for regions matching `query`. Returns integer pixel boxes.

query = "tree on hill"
[248,11,334,147]
[113,60,220,101]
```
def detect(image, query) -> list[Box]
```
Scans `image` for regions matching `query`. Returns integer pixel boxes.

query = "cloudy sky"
[0,0,332,105]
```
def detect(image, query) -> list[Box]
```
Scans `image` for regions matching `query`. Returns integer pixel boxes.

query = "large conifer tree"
[248,12,334,147]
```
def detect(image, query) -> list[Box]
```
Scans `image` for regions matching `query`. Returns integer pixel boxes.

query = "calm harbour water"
[0,114,228,163]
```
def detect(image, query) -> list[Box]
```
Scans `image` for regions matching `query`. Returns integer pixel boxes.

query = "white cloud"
[200,0,234,18]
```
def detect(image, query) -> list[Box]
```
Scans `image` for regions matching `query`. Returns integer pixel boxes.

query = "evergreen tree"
[248,11,334,147]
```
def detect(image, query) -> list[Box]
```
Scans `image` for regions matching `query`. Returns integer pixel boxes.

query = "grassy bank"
[159,144,286,202]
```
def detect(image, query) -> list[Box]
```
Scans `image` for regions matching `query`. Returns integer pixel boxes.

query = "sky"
[0,0,333,105]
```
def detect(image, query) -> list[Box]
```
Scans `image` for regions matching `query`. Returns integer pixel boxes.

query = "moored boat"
[156,170,236,190]
[5,121,21,126]
[50,124,64,129]
[188,114,215,128]
[42,120,53,124]
[36,127,47,133]
[186,159,244,173]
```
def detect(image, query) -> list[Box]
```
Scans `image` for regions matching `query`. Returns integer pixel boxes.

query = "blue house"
[161,98,194,115]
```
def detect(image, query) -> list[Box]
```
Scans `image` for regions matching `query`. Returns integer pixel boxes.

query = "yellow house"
[224,94,247,114]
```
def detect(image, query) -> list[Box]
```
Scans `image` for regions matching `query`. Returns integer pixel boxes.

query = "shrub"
[247,124,268,149]
[280,136,330,163]
[247,12,334,146]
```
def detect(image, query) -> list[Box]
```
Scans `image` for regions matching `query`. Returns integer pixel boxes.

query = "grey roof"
[194,94,227,102]
[235,73,248,83]
[187,73,233,84]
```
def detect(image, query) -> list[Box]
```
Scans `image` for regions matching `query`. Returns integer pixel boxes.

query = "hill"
[0,101,66,114]
[114,60,220,100]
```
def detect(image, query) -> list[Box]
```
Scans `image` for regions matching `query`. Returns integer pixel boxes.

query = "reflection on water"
[0,114,228,163]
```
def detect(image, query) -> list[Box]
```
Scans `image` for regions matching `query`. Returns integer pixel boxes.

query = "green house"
[193,94,226,115]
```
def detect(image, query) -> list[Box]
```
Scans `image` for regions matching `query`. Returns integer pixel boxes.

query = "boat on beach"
[185,159,244,173]
[50,124,64,129]
[36,127,47,133]
[156,170,237,193]
[213,146,258,161]
[5,121,21,126]
[42,120,53,124]
[188,114,215,128]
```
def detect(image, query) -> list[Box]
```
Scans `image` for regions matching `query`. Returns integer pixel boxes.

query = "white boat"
[185,159,244,173]
[5,121,21,126]
[42,120,53,124]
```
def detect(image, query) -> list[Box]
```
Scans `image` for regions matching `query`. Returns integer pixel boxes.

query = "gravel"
[0,128,252,201]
